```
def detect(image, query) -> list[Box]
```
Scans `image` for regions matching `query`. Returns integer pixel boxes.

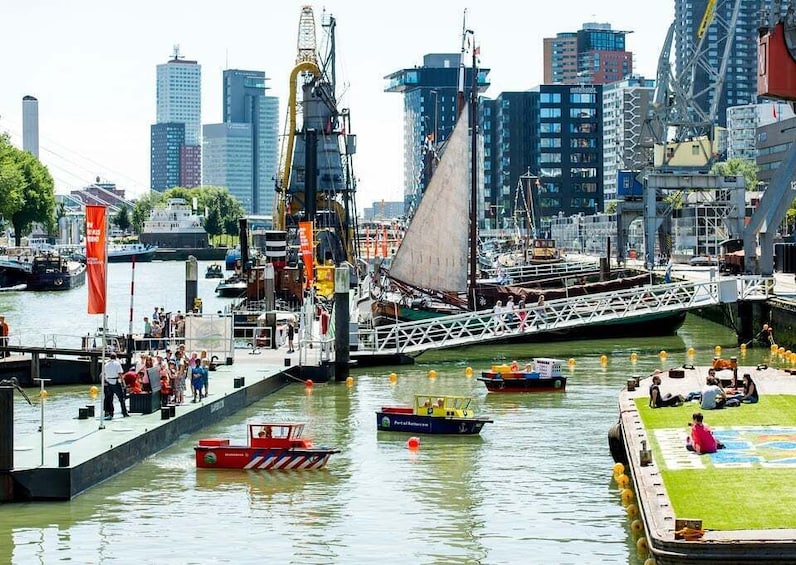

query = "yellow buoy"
[620,488,634,506]
[630,352,638,363]
[465,367,473,377]
[600,355,608,366]
[612,462,625,477]
[616,474,630,489]
[346,376,354,386]
[740,343,747,351]
[771,343,779,354]
[714,345,722,355]
[389,373,397,383]
[636,536,649,556]
[631,519,644,536]
[779,346,786,356]
[428,370,437,379]
[644,558,656,565]
[687,347,695,356]
[659,350,667,359]
[626,503,639,518]
[89,385,99,399]
[567,358,576,367]
[39,389,49,399]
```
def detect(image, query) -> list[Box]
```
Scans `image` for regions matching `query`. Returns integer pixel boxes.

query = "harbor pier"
[0,348,326,501]
[617,364,796,563]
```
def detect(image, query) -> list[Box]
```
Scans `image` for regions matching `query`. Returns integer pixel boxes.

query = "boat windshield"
[249,424,304,440]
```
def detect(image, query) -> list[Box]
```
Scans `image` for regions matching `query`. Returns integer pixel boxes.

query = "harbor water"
[0,261,778,563]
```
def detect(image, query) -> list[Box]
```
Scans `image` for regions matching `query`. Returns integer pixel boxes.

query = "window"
[570,108,596,118]
[541,123,562,133]
[541,108,562,118]
[540,92,561,103]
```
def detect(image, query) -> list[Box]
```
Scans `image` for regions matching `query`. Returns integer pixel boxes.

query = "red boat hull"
[195,439,338,470]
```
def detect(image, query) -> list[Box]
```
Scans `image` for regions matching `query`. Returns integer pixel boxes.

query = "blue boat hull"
[376,412,490,434]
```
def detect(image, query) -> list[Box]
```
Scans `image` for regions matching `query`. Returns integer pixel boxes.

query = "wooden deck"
[618,364,796,563]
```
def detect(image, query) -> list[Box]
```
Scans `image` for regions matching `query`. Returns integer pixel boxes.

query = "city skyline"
[1,0,674,212]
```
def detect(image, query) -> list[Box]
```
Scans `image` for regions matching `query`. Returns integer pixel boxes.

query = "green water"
[3,311,784,564]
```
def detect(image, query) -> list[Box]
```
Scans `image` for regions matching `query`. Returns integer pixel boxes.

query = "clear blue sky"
[0,0,673,211]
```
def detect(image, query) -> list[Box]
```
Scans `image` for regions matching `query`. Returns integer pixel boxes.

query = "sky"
[0,0,674,212]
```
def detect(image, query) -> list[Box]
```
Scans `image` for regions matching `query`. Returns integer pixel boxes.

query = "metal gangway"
[355,276,772,357]
[482,258,599,284]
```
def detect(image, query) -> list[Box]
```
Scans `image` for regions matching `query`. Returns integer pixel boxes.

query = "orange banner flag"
[298,221,314,289]
[85,205,107,314]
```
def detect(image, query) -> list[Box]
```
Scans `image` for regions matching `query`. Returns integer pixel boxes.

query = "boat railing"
[483,258,598,283]
[355,276,773,356]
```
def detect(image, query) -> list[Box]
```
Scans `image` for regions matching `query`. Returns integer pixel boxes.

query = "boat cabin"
[413,395,473,418]
[249,423,312,449]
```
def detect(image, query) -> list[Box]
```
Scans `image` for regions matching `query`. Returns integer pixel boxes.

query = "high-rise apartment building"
[203,69,279,215]
[22,95,39,157]
[673,0,781,128]
[151,48,202,190]
[385,53,490,217]
[602,76,655,204]
[543,23,632,85]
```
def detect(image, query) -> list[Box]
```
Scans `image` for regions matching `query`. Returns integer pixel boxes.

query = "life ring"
[54,278,64,286]
[554,379,562,388]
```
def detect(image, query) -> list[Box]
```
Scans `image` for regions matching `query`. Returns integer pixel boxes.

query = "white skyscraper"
[22,95,39,157]
[156,47,201,145]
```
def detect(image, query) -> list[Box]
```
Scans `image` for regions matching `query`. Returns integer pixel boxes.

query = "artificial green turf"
[634,396,796,530]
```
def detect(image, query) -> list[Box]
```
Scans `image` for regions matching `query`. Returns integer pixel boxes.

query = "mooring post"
[185,255,198,315]
[0,386,13,501]
[334,266,350,382]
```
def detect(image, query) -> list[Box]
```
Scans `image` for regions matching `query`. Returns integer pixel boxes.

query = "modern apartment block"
[384,53,490,217]
[203,69,279,215]
[151,49,202,190]
[543,23,632,85]
[727,102,796,162]
[481,92,539,230]
[602,76,655,204]
[673,0,777,128]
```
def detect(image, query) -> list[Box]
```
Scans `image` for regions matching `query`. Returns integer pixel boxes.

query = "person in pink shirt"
[686,412,723,454]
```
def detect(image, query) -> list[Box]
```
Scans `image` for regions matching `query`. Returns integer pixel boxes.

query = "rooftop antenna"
[171,44,184,62]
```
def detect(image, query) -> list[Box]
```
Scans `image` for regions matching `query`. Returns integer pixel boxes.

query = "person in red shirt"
[686,412,724,454]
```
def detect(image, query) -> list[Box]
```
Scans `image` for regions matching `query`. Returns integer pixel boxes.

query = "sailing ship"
[368,26,686,341]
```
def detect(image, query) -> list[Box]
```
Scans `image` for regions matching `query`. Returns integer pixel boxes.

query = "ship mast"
[468,30,478,311]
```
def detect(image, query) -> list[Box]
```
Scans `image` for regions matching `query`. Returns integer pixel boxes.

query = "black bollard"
[0,386,13,473]
[78,407,89,420]
[161,407,170,420]
[334,266,350,382]
[85,405,95,417]
[58,452,70,467]
[168,404,176,418]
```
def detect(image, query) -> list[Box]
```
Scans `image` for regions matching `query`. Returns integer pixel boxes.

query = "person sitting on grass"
[649,373,684,408]
[686,412,724,454]
[700,376,726,410]
[727,373,759,404]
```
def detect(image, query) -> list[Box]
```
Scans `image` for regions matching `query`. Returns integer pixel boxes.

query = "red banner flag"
[85,205,107,314]
[298,221,314,289]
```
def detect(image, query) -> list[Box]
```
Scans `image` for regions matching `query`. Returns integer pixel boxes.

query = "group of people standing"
[102,346,211,418]
[491,295,545,333]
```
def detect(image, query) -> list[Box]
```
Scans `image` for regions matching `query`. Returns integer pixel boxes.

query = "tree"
[0,134,25,225]
[711,158,759,191]
[131,191,163,233]
[10,150,55,246]
[113,205,131,233]
[203,206,223,240]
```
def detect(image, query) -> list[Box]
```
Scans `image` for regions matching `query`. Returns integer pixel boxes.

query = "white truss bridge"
[354,276,772,358]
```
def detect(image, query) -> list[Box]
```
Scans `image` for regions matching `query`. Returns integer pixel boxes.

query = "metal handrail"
[356,276,772,356]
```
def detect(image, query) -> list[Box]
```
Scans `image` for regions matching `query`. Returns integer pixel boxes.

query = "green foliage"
[131,191,163,233]
[10,150,55,246]
[711,158,759,190]
[0,134,25,222]
[130,186,244,239]
[113,205,131,233]
[636,396,796,529]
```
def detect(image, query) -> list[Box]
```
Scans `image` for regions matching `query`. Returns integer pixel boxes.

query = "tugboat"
[25,251,86,291]
[195,423,340,470]
[376,395,492,435]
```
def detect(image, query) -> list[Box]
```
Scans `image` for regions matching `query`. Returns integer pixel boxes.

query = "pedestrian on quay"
[190,358,204,403]
[103,353,129,418]
[0,315,9,359]
[287,321,295,353]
